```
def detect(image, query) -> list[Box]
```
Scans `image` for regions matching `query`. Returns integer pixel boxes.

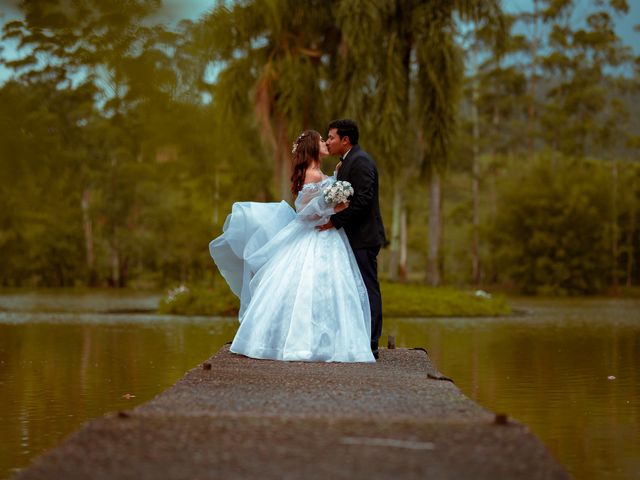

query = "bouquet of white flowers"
[323,180,354,205]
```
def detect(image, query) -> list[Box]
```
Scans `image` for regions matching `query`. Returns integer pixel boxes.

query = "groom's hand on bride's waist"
[316,220,334,231]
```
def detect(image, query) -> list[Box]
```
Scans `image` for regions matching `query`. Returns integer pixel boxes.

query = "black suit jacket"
[330,145,386,249]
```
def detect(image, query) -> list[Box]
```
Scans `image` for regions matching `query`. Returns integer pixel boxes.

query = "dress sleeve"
[294,183,336,226]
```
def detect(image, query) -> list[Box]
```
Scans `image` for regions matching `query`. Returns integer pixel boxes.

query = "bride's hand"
[334,201,349,213]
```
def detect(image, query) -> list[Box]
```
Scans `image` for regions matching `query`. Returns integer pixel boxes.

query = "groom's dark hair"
[328,118,359,146]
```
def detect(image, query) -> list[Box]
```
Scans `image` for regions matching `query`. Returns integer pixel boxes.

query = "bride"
[209,130,375,363]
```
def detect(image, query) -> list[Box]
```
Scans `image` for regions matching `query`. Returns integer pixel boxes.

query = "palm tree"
[193,0,338,201]
[333,0,504,285]
[195,0,503,284]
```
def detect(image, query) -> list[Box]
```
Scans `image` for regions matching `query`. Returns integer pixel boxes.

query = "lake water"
[0,292,638,479]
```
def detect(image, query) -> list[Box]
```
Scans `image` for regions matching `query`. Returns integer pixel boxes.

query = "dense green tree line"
[0,0,638,293]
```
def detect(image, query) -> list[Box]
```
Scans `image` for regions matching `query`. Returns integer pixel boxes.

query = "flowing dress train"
[209,176,374,362]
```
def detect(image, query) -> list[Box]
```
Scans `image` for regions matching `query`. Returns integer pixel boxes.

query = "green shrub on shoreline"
[381,283,510,316]
[158,284,239,316]
[158,282,511,317]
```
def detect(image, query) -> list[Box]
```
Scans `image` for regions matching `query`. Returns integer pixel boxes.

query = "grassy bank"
[380,283,510,317]
[158,282,511,317]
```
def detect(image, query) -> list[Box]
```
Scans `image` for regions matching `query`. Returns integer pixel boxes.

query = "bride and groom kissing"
[210,119,386,362]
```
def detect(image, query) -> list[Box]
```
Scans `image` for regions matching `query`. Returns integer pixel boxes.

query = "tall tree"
[461,13,521,285]
[193,0,338,201]
[334,0,503,285]
[2,0,192,286]
[538,0,633,289]
[537,0,632,156]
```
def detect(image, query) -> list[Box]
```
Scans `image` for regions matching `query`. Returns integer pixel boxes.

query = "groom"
[317,119,386,359]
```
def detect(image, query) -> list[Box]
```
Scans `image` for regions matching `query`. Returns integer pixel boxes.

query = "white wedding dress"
[209,175,375,363]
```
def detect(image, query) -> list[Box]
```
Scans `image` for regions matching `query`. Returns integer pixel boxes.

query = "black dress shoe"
[372,350,379,360]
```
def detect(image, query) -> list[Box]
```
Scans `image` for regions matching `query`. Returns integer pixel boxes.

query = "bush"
[492,156,611,295]
[158,284,239,316]
[381,282,510,316]
[158,282,510,317]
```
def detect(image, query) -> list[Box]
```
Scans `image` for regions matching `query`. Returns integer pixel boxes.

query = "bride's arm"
[334,201,349,213]
[295,185,338,225]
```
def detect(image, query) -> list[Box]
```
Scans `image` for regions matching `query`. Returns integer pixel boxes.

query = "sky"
[504,0,639,52]
[0,0,638,85]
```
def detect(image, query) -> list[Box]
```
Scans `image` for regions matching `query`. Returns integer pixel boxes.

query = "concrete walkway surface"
[15,346,569,479]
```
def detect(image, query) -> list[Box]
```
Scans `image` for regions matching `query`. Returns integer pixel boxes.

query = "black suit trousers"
[352,246,383,351]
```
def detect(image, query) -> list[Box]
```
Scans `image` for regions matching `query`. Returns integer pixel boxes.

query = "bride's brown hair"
[290,130,321,195]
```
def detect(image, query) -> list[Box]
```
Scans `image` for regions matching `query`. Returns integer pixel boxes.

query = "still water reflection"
[387,298,640,480]
[0,295,638,480]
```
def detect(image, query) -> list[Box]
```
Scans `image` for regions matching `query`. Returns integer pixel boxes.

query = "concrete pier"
[16,346,569,479]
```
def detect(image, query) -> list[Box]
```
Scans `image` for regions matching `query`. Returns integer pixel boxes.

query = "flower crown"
[291,132,307,154]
